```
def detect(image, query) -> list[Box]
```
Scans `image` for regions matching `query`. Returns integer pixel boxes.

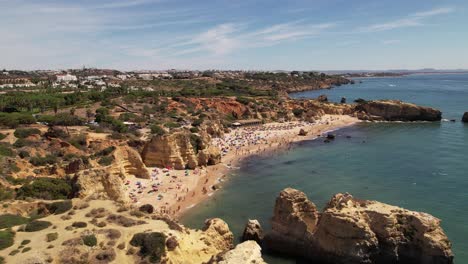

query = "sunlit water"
[181,74,468,263]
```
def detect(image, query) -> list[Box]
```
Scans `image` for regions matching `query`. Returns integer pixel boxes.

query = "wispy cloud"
[359,7,455,32]
[175,21,336,56]
[382,39,401,45]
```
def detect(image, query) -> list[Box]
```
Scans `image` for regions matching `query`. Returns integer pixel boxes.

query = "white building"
[56,73,77,82]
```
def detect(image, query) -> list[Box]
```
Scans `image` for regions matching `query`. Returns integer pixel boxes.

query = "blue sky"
[1,0,467,70]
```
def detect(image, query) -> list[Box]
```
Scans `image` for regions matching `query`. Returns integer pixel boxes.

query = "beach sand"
[125,114,359,218]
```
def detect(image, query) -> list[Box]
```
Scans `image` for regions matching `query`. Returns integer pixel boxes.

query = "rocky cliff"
[263,188,453,264]
[209,241,266,264]
[355,100,442,121]
[141,131,221,170]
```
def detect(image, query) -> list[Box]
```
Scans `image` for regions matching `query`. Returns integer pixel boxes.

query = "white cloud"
[382,39,401,45]
[359,7,454,32]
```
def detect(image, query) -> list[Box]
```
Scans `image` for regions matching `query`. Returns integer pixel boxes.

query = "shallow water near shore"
[181,74,468,263]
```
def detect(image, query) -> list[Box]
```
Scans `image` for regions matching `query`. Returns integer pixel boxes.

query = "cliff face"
[141,131,221,170]
[264,188,453,264]
[355,100,442,121]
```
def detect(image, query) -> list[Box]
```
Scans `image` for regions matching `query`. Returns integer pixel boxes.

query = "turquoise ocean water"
[182,74,468,263]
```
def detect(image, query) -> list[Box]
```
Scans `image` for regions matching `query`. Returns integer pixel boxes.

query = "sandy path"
[126,115,359,218]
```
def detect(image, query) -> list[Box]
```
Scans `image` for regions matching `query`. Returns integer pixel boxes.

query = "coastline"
[123,115,359,219]
[173,114,359,218]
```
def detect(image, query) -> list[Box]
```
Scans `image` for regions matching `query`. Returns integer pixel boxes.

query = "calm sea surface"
[182,74,468,263]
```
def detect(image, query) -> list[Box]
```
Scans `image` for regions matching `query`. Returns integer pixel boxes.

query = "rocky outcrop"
[141,131,221,169]
[264,188,453,264]
[298,129,308,136]
[202,218,235,251]
[242,219,264,243]
[73,168,128,203]
[114,146,149,179]
[317,94,328,102]
[210,241,266,264]
[462,112,468,123]
[355,100,442,121]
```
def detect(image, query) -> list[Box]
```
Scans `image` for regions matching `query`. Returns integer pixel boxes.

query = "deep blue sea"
[182,74,468,263]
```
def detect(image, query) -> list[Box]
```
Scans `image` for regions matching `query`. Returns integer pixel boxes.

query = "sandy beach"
[124,114,359,218]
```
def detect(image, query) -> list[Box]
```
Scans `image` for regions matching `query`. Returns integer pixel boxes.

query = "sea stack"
[263,188,454,264]
[462,112,468,123]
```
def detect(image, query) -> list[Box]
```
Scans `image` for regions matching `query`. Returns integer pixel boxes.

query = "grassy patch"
[0,214,29,229]
[14,128,41,139]
[0,230,15,250]
[16,177,73,200]
[23,220,52,232]
[82,234,97,247]
[46,232,58,242]
[46,200,73,215]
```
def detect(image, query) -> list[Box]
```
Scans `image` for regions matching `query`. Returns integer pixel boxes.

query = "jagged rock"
[317,94,328,102]
[242,219,264,243]
[298,129,308,136]
[355,100,442,121]
[202,218,234,251]
[264,188,453,264]
[142,131,221,170]
[462,112,468,123]
[326,133,335,140]
[210,241,266,264]
[341,97,347,104]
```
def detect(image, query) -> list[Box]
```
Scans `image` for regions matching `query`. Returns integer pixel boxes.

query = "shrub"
[46,200,73,215]
[354,98,368,104]
[16,178,73,200]
[0,214,29,229]
[236,96,251,105]
[68,134,87,149]
[130,232,166,263]
[72,222,87,228]
[13,138,34,148]
[21,247,31,253]
[164,122,181,128]
[0,230,15,250]
[189,127,199,133]
[0,187,14,201]
[21,239,31,245]
[0,144,14,157]
[24,220,52,232]
[46,232,58,242]
[44,127,68,139]
[14,128,41,139]
[52,113,84,126]
[29,154,57,166]
[8,249,19,256]
[150,125,165,136]
[18,150,30,158]
[292,108,304,117]
[192,118,204,127]
[82,234,97,247]
[95,146,116,157]
[98,156,114,166]
[0,133,6,140]
[0,113,35,128]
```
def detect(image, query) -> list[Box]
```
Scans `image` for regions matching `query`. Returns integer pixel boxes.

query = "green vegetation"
[29,154,57,166]
[21,247,31,253]
[68,134,87,149]
[98,156,114,166]
[95,146,116,157]
[82,234,97,247]
[46,200,73,215]
[72,222,87,228]
[16,177,73,200]
[20,239,31,245]
[150,125,165,136]
[0,186,14,201]
[0,230,15,250]
[37,113,84,126]
[0,133,6,140]
[23,220,52,232]
[14,128,41,139]
[130,232,166,263]
[0,113,36,128]
[13,138,35,148]
[0,214,29,229]
[46,232,58,242]
[0,144,14,157]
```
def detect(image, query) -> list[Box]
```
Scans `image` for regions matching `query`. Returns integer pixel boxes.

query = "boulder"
[298,129,308,136]
[355,100,442,121]
[340,97,347,104]
[210,241,266,264]
[241,219,264,243]
[264,188,454,264]
[326,133,336,140]
[317,94,328,102]
[462,112,468,123]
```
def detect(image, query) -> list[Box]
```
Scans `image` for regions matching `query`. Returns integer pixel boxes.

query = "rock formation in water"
[462,112,468,123]
[141,131,221,169]
[355,100,442,121]
[263,188,454,264]
[242,219,264,243]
